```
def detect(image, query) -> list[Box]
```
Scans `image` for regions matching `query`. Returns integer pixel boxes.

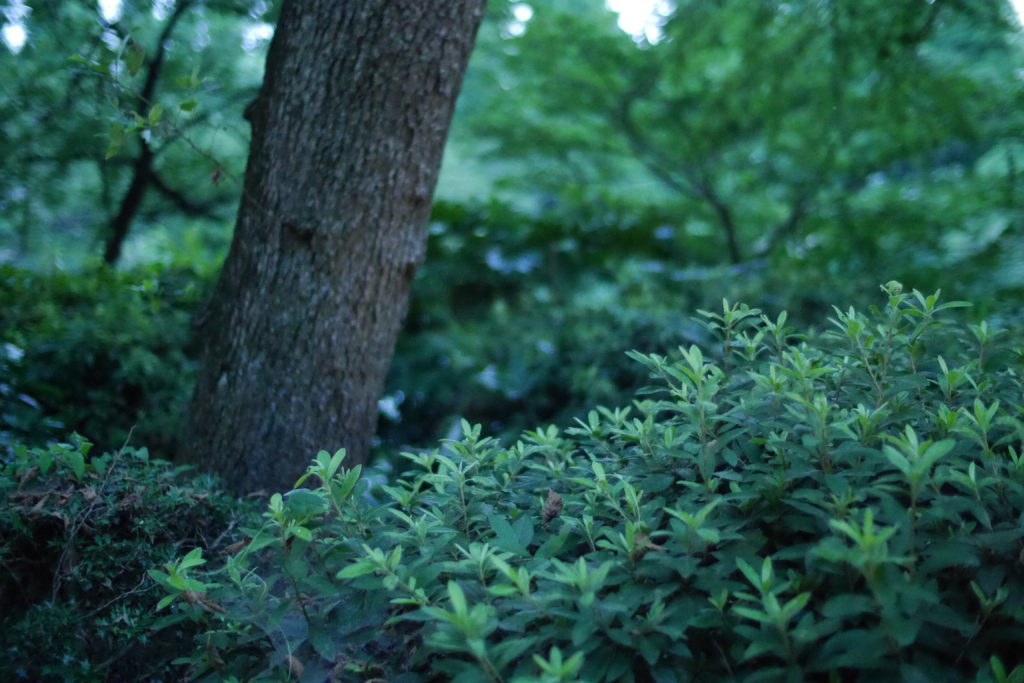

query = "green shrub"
[7,201,1015,467]
[0,203,825,465]
[0,264,206,458]
[1,340,60,450]
[0,435,253,681]
[155,284,1024,681]
[381,200,843,453]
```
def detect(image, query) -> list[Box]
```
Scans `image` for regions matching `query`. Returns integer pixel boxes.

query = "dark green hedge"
[0,264,205,458]
[153,285,1024,682]
[0,436,254,681]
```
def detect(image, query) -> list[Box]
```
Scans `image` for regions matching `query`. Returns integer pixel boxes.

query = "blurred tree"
[104,0,206,263]
[457,0,1023,283]
[180,0,486,493]
[0,0,274,266]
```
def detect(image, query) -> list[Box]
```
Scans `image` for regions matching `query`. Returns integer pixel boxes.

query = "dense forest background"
[3,2,1024,681]
[3,0,1022,463]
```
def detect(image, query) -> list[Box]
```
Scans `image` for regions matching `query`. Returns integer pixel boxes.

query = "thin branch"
[613,88,743,262]
[103,0,196,264]
[137,0,196,110]
[150,170,228,221]
[614,95,701,200]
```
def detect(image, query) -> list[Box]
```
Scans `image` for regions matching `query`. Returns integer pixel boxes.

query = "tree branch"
[149,171,227,221]
[612,88,743,262]
[103,0,196,264]
[693,179,742,263]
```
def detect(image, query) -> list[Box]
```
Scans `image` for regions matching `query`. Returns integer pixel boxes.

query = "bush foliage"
[0,264,205,458]
[385,199,871,451]
[153,285,1024,682]
[0,436,252,681]
[1,202,832,462]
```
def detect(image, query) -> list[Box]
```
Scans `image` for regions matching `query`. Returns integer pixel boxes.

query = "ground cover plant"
[0,436,254,681]
[154,284,1024,681]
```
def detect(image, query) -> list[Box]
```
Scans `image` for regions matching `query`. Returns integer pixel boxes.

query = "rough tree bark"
[181,1,486,493]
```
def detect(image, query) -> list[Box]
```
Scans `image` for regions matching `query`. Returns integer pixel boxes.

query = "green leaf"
[735,557,761,589]
[65,448,85,480]
[447,580,468,615]
[283,488,328,518]
[147,104,164,126]
[125,40,145,77]
[337,561,375,579]
[821,593,874,619]
[147,568,170,585]
[105,123,126,159]
[308,624,336,661]
[488,514,526,554]
[733,606,772,624]
[920,439,955,469]
[882,446,911,475]
[38,448,53,475]
[178,547,205,570]
[814,629,888,669]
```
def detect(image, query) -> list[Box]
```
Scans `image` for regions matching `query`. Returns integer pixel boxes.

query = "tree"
[460,0,1022,274]
[103,0,202,265]
[181,0,487,493]
[0,0,265,267]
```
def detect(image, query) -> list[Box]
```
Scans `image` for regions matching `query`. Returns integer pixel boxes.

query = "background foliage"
[4,0,1022,455]
[2,0,1024,678]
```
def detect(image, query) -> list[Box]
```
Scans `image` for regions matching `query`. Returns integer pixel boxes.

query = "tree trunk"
[181,0,486,493]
